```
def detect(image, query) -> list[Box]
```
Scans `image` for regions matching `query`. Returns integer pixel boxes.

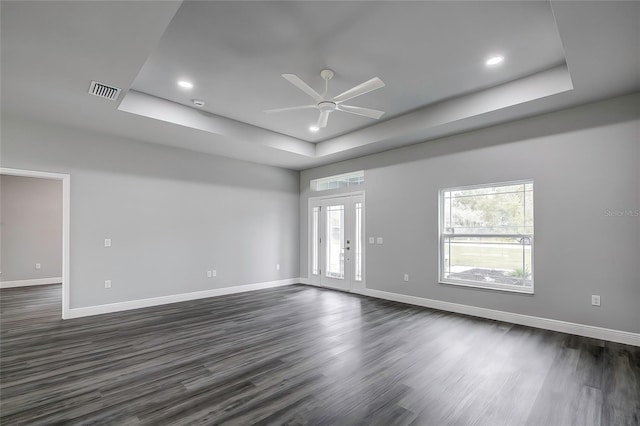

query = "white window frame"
[438,180,534,294]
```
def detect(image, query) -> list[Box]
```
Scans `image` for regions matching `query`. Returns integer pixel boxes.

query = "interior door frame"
[0,167,71,319]
[308,190,365,292]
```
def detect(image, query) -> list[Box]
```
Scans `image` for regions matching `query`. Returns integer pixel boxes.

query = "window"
[440,181,534,293]
[311,206,320,275]
[354,202,363,281]
[311,171,364,191]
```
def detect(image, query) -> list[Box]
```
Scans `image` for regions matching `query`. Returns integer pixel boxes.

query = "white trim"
[0,167,68,180]
[65,278,300,319]
[0,277,63,288]
[439,279,534,295]
[308,189,365,201]
[348,287,640,347]
[441,178,535,193]
[0,168,71,319]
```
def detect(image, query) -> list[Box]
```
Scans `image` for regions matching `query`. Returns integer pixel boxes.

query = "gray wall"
[0,175,62,282]
[1,117,300,309]
[300,93,640,334]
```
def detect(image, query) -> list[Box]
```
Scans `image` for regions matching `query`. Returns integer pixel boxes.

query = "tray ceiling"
[130,1,567,142]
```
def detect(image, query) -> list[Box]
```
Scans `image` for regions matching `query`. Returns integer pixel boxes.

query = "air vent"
[88,81,121,101]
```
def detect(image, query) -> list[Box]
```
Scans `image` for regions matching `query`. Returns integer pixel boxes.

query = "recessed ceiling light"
[309,125,319,132]
[192,99,205,107]
[178,80,193,89]
[486,56,504,66]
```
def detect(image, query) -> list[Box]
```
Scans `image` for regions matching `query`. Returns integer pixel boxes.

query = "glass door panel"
[311,206,320,276]
[354,201,363,282]
[326,205,345,279]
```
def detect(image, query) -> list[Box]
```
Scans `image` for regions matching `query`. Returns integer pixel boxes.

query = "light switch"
[104,239,112,247]
[35,263,41,270]
[104,280,112,289]
[368,237,375,244]
[376,237,384,244]
[207,270,212,278]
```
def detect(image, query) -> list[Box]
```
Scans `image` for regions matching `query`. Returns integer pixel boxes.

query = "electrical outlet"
[376,237,384,244]
[591,295,601,306]
[207,270,212,278]
[403,274,409,282]
[35,263,41,270]
[104,280,112,289]
[104,238,112,247]
[276,263,280,271]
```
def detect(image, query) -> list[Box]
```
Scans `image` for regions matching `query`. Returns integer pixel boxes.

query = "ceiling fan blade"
[317,110,330,128]
[333,77,385,103]
[282,74,324,102]
[336,105,385,119]
[264,105,316,113]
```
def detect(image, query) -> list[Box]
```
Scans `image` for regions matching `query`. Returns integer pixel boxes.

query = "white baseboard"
[348,287,640,347]
[65,278,300,319]
[0,277,62,288]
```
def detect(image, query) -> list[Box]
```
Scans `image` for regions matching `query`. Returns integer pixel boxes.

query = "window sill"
[439,279,534,295]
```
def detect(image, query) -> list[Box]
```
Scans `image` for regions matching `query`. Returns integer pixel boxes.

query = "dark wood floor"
[1,284,638,425]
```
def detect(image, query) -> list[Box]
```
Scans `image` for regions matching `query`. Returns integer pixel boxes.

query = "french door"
[309,194,364,291]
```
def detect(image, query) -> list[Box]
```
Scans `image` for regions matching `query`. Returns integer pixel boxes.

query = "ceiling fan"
[265,69,385,130]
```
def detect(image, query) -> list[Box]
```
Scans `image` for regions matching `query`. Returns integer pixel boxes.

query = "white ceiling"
[1,1,639,170]
[131,1,566,142]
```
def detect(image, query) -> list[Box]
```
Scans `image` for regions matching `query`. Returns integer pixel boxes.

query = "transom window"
[440,180,534,293]
[311,171,364,191]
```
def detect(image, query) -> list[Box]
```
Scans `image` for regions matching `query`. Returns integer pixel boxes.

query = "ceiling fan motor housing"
[320,69,334,80]
[317,101,336,111]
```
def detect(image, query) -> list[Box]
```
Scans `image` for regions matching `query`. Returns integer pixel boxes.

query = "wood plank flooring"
[1,284,639,425]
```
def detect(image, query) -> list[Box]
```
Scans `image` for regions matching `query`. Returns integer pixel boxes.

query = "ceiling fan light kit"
[265,69,386,131]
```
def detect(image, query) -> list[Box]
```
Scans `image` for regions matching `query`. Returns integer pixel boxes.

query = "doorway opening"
[0,168,70,319]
